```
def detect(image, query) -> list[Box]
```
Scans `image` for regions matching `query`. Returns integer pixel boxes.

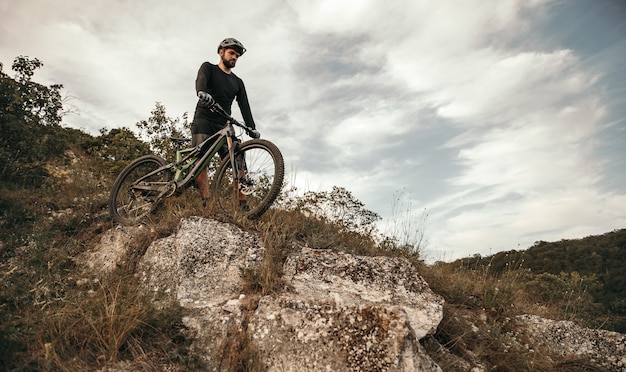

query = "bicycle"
[108,102,284,224]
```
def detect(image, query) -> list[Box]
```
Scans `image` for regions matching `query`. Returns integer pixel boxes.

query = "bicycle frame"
[131,119,241,199]
[173,128,228,184]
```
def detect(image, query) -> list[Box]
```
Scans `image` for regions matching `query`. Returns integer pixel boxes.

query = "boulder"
[86,217,626,371]
[137,217,444,371]
[516,314,626,370]
[248,247,444,371]
[76,224,144,273]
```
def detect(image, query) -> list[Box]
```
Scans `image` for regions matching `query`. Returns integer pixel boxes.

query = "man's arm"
[195,62,212,95]
[236,80,256,130]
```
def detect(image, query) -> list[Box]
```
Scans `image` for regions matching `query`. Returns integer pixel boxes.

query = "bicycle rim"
[214,140,284,219]
[108,155,171,224]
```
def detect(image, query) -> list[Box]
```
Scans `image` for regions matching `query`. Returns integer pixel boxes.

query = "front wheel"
[213,139,284,219]
[108,154,171,224]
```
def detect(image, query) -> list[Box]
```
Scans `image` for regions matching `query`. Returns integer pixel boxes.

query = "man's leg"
[191,133,211,205]
[219,139,249,210]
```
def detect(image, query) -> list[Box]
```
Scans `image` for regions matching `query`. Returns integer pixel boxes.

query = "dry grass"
[34,275,187,370]
[216,294,266,372]
[0,146,202,370]
[1,143,614,371]
[419,254,609,371]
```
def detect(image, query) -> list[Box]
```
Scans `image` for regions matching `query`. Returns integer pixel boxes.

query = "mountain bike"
[108,102,284,224]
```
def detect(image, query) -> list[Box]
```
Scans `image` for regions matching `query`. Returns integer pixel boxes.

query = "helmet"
[217,38,246,56]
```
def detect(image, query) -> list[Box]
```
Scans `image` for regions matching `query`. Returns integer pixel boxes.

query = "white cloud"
[1,0,623,262]
[287,0,372,33]
[432,188,626,260]
[427,89,616,259]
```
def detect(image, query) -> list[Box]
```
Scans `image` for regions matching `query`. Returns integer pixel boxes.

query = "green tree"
[83,127,151,175]
[4,56,64,126]
[0,56,66,185]
[135,102,189,161]
[295,186,381,235]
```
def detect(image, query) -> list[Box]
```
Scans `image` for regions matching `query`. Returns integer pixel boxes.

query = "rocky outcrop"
[76,224,144,273]
[516,314,626,371]
[87,216,626,371]
[136,217,444,371]
[249,247,443,371]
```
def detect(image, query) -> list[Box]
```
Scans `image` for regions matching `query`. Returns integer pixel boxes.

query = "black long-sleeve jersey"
[191,62,256,134]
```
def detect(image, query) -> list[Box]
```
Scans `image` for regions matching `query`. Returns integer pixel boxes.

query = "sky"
[1,0,625,261]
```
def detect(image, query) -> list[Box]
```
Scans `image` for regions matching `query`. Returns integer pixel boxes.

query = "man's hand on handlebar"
[197,93,259,138]
[198,91,215,105]
[249,129,261,139]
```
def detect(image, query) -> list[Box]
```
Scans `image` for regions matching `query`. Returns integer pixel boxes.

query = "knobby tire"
[213,139,284,219]
[108,154,170,224]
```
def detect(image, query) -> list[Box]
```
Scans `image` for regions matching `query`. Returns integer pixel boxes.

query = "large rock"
[138,217,263,308]
[76,224,144,273]
[138,217,264,369]
[88,217,626,371]
[516,314,626,371]
[137,217,444,371]
[249,247,444,371]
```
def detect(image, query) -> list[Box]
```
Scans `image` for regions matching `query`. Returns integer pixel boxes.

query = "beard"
[222,55,237,69]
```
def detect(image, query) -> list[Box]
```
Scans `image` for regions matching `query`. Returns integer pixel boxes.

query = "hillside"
[452,230,626,333]
[2,131,624,369]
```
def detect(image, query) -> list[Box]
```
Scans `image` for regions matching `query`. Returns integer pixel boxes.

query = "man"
[191,37,257,206]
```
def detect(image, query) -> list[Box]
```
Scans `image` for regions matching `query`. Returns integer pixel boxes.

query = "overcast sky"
[1,0,624,261]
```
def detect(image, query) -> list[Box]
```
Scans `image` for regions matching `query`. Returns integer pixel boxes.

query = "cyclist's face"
[220,48,240,69]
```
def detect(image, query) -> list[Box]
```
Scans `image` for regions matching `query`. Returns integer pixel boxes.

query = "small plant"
[524,271,604,327]
[379,189,428,257]
[135,102,190,161]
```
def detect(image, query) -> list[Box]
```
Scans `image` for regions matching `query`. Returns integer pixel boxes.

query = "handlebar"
[201,100,258,138]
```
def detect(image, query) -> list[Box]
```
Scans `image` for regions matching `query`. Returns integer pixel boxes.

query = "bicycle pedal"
[238,186,253,196]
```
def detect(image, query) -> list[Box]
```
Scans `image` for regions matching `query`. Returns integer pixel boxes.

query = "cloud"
[432,187,626,260]
[257,0,623,262]
[424,67,613,255]
[1,0,623,261]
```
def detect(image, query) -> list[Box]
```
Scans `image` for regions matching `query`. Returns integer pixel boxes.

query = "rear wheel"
[213,139,284,219]
[108,155,172,224]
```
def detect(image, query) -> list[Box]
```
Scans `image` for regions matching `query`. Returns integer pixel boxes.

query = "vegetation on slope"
[451,230,626,333]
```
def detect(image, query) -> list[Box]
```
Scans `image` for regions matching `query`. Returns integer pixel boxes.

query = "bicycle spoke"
[109,155,171,224]
[214,140,284,219]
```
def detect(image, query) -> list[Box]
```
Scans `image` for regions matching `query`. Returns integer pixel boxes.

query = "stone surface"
[516,314,626,371]
[138,217,263,308]
[137,217,263,369]
[248,247,444,371]
[282,247,444,339]
[136,217,444,371]
[76,224,143,273]
[86,217,626,371]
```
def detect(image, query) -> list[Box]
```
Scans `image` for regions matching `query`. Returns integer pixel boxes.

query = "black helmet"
[217,38,246,55]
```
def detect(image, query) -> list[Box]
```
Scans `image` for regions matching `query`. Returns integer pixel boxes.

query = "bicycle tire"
[213,139,284,219]
[108,154,171,224]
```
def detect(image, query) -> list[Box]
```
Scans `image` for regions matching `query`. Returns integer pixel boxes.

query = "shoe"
[239,176,254,196]
[239,176,254,187]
